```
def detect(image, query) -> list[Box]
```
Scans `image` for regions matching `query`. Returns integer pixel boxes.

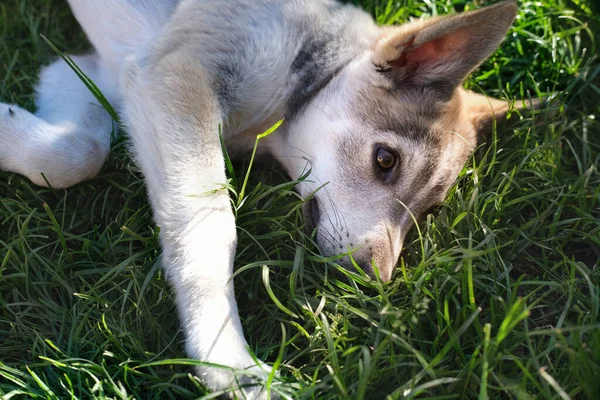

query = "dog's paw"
[196,362,279,399]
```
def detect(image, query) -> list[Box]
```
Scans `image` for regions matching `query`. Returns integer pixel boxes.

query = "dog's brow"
[353,88,446,147]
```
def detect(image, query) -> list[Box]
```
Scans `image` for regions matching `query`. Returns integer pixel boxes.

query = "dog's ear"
[372,1,518,89]
[460,89,543,136]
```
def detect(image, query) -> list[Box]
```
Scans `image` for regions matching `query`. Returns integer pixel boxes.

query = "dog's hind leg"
[120,51,273,398]
[66,0,180,79]
[0,54,116,188]
[0,0,181,188]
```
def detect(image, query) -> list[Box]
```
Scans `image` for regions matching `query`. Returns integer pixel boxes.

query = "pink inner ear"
[393,30,469,69]
[407,40,442,64]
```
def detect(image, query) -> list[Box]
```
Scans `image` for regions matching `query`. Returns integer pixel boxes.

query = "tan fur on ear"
[460,88,541,136]
[373,1,518,87]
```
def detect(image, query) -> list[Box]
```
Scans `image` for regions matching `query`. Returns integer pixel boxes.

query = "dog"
[0,0,529,397]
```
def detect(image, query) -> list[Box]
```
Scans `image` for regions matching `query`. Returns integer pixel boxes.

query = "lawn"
[1,0,599,399]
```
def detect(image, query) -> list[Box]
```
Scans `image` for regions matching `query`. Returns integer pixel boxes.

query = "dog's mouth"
[303,197,321,234]
[301,198,398,281]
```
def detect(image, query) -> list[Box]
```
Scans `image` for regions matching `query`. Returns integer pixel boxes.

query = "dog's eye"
[376,147,396,172]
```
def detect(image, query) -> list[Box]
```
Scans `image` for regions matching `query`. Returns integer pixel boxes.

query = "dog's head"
[274,2,523,281]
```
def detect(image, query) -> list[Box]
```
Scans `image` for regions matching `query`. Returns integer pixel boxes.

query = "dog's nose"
[351,245,398,282]
[366,256,395,282]
[374,259,395,282]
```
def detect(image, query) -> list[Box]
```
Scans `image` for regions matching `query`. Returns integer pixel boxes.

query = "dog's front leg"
[120,51,271,398]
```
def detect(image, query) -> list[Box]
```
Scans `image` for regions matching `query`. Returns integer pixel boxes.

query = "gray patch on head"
[378,72,457,104]
[353,86,450,148]
[286,32,349,118]
[284,2,378,120]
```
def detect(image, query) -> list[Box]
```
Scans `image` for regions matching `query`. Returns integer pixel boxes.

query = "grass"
[1,0,599,398]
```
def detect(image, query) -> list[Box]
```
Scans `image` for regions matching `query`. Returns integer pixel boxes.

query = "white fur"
[0,55,115,188]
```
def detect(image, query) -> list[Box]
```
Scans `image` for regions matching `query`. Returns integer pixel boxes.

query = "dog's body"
[0,0,523,397]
